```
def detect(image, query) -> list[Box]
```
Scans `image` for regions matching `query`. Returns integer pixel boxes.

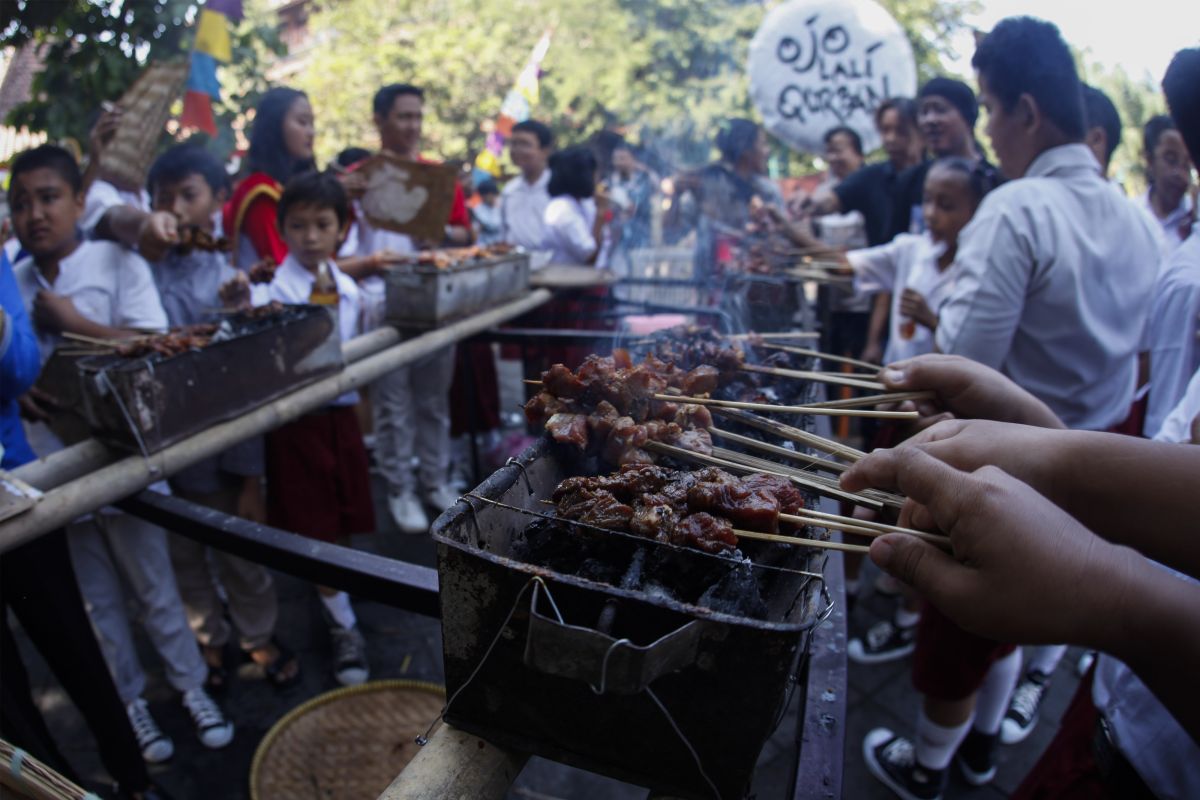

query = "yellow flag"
[194,9,232,63]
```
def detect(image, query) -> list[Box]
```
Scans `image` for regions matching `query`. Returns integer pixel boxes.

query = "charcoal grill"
[431,438,829,799]
[76,305,343,454]
[385,252,530,328]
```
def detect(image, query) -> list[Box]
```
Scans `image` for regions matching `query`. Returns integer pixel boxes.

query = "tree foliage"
[1080,59,1166,194]
[0,0,283,159]
[293,0,977,170]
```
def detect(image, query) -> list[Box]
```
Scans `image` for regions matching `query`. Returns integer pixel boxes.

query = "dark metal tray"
[430,437,827,799]
[384,252,530,328]
[76,305,343,454]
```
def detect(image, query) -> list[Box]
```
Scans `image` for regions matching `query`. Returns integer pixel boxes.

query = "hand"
[137,211,179,260]
[840,446,1137,646]
[219,272,252,310]
[878,353,1065,430]
[88,106,123,161]
[32,291,84,333]
[17,387,58,423]
[236,477,267,524]
[337,170,367,200]
[593,183,610,214]
[898,288,937,331]
[859,340,884,366]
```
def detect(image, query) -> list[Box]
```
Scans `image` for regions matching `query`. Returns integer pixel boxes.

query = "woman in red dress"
[224,87,317,269]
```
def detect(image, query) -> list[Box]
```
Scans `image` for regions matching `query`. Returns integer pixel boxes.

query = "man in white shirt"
[501,119,554,261]
[1138,115,1195,252]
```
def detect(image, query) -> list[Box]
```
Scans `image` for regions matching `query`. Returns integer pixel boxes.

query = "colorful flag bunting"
[205,0,244,22]
[474,30,552,177]
[181,90,217,135]
[186,52,221,99]
[195,8,233,63]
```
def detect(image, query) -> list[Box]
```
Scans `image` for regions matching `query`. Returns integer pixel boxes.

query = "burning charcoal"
[698,561,769,619]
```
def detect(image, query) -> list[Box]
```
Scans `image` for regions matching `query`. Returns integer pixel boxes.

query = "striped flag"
[181,1,243,135]
[475,30,552,177]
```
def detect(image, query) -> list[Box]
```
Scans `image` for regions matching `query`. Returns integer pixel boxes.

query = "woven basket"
[250,680,445,800]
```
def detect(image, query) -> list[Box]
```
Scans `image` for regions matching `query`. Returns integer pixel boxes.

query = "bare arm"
[861,292,890,363]
[94,206,178,260]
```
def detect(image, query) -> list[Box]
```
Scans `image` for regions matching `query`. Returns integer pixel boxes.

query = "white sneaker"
[424,485,462,516]
[389,490,429,534]
[182,687,234,749]
[331,626,370,686]
[126,698,174,763]
[1076,650,1096,676]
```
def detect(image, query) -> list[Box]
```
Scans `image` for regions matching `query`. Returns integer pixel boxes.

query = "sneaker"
[1076,650,1096,677]
[125,698,174,763]
[182,687,234,749]
[1001,670,1050,745]
[389,490,429,534]
[424,485,462,516]
[848,619,916,665]
[955,728,998,785]
[862,728,945,800]
[332,626,369,686]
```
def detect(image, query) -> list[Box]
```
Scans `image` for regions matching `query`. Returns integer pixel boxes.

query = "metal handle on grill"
[522,588,711,695]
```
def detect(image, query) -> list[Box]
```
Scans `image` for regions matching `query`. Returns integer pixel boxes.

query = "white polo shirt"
[501,169,552,253]
[1143,230,1200,438]
[1137,189,1194,254]
[936,144,1161,430]
[81,179,151,239]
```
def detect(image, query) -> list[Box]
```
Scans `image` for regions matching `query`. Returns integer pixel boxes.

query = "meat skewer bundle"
[392,242,516,269]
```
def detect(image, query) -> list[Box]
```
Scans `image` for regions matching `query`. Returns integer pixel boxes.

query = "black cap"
[919,77,979,127]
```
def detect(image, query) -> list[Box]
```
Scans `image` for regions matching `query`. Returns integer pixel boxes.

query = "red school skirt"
[265,406,376,543]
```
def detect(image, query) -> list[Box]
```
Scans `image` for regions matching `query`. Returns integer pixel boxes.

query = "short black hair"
[927,156,1002,205]
[875,97,918,130]
[147,144,229,195]
[1162,48,1200,164]
[512,119,554,149]
[971,16,1085,141]
[335,147,371,169]
[477,179,499,196]
[373,83,424,118]
[547,146,597,199]
[824,125,863,156]
[9,144,82,197]
[716,118,761,164]
[1081,85,1123,165]
[246,87,316,184]
[277,170,349,229]
[1143,114,1178,160]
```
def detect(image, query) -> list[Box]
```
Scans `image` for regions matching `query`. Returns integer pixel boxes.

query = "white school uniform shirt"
[81,179,151,239]
[1137,189,1194,254]
[1091,366,1200,800]
[847,233,955,364]
[1143,229,1200,438]
[543,196,601,266]
[353,206,416,333]
[266,254,361,406]
[501,169,552,256]
[936,144,1161,431]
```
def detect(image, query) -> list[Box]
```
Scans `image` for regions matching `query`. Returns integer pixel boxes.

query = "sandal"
[249,639,301,689]
[202,643,229,694]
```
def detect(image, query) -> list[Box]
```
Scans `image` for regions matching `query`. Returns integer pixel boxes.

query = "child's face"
[280,203,342,271]
[922,166,978,246]
[8,168,84,261]
[152,174,225,232]
[1148,129,1193,202]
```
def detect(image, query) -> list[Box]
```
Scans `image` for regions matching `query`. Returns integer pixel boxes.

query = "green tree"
[1,0,283,159]
[1081,60,1166,194]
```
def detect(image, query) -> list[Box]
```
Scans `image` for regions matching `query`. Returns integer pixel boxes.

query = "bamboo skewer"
[723,331,820,341]
[709,446,904,508]
[652,393,918,420]
[740,363,887,391]
[708,426,847,474]
[778,512,948,549]
[758,343,881,372]
[59,331,125,348]
[733,528,870,554]
[806,390,936,410]
[712,407,866,462]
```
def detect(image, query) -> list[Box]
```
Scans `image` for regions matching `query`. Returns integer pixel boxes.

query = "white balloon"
[748,0,918,155]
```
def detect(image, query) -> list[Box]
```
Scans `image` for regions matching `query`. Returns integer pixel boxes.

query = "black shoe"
[848,619,916,664]
[1001,670,1051,744]
[956,728,998,785]
[862,728,945,800]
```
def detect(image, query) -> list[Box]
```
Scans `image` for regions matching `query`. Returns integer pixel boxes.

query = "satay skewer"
[757,343,881,372]
[708,426,847,474]
[709,446,903,508]
[723,331,820,341]
[739,363,887,391]
[805,391,936,410]
[712,407,867,462]
[778,512,949,549]
[651,393,917,420]
[733,528,870,554]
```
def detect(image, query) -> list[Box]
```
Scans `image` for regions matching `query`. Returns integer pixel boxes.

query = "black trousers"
[0,529,149,793]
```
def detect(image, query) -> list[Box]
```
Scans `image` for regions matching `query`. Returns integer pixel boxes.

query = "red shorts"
[911,601,1017,701]
[265,406,375,542]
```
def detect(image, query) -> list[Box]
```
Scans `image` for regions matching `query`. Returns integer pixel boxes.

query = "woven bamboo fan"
[0,739,93,800]
[250,680,445,800]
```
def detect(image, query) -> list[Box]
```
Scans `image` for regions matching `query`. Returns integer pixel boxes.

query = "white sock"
[894,606,920,628]
[320,591,357,630]
[1027,644,1066,677]
[975,649,1022,735]
[915,708,972,771]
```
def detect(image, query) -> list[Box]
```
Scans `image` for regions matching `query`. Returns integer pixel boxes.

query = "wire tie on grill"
[646,686,724,800]
[505,456,535,495]
[99,368,156,468]
[589,637,632,696]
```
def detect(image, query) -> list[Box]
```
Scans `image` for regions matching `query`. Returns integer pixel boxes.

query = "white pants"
[373,345,455,495]
[67,514,208,703]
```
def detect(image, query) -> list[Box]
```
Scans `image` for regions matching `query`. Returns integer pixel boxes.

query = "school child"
[263,171,375,686]
[8,144,233,763]
[145,144,299,690]
[840,157,1000,665]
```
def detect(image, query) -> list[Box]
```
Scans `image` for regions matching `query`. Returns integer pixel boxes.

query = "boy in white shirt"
[9,144,233,763]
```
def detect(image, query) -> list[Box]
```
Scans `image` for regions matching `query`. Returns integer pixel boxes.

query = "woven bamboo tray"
[250,680,445,800]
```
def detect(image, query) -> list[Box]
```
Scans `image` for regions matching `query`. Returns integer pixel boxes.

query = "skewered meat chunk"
[741,473,806,516]
[557,488,634,530]
[672,513,738,553]
[681,364,720,395]
[687,482,780,534]
[546,413,589,448]
[542,364,586,398]
[668,428,713,456]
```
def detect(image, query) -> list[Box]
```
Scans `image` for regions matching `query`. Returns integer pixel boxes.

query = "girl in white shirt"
[542,146,610,266]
